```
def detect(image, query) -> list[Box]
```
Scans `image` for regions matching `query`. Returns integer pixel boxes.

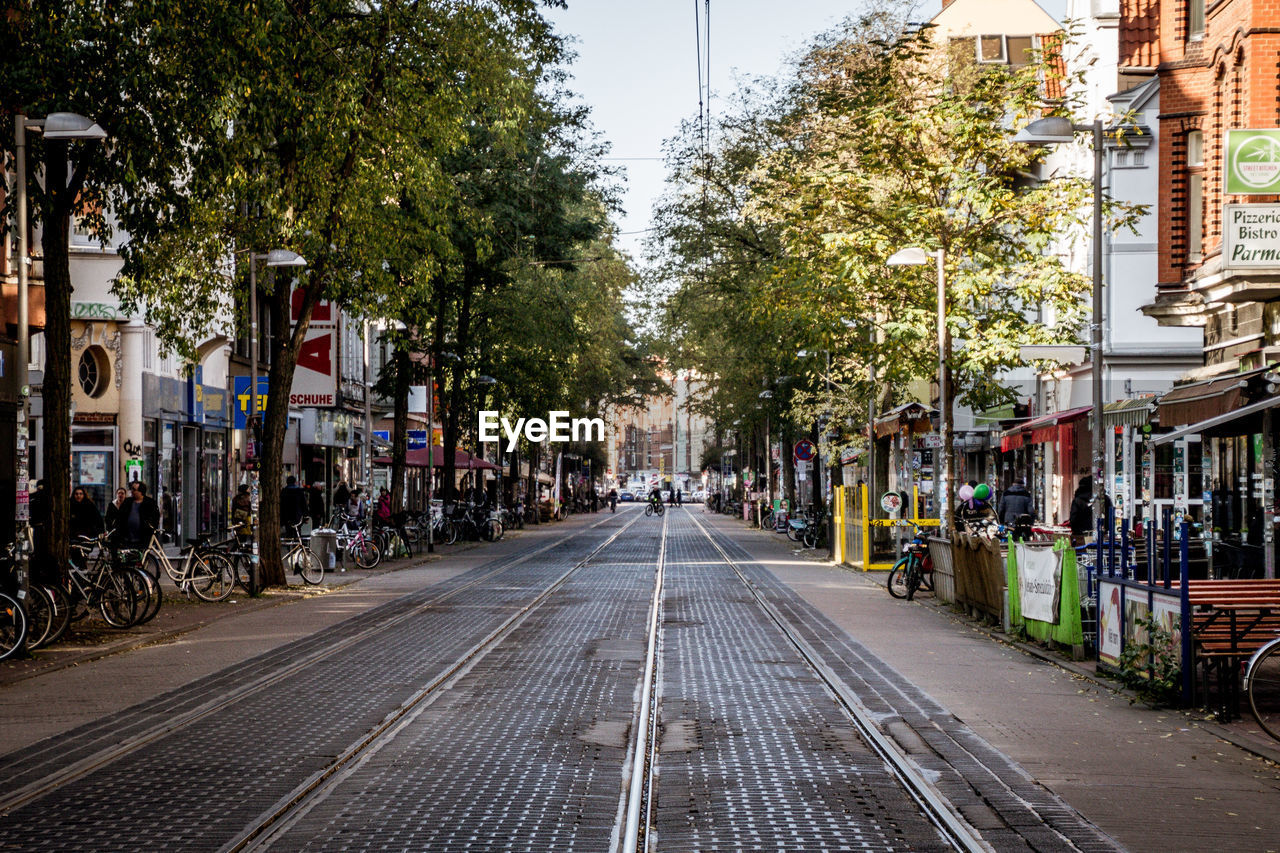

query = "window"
[1189,0,1205,39]
[78,346,110,398]
[1186,131,1205,261]
[973,35,1037,66]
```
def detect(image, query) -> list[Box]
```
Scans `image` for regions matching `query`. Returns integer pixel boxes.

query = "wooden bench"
[1186,581,1280,718]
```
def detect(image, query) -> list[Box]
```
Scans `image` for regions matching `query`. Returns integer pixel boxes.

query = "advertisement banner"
[1098,580,1123,666]
[233,376,269,430]
[1015,543,1062,624]
[289,285,337,408]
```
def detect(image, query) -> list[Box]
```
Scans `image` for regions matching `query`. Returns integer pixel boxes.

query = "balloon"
[973,483,991,501]
[958,484,975,502]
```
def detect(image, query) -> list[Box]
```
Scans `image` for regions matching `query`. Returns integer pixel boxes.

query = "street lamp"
[1014,116,1107,522]
[13,111,106,653]
[246,249,306,569]
[758,389,773,510]
[888,246,950,532]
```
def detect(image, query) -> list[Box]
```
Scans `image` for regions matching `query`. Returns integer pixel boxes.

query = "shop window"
[78,346,110,398]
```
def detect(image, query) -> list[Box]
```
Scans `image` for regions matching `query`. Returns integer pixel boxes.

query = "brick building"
[1134,0,1280,371]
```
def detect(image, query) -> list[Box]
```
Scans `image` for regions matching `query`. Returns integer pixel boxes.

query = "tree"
[107,0,564,585]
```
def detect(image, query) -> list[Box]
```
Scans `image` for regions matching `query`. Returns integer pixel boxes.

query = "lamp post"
[246,249,306,570]
[1014,116,1107,523]
[888,246,949,532]
[13,111,105,654]
[759,389,773,515]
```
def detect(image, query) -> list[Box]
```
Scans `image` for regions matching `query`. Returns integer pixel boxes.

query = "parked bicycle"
[139,530,235,603]
[1244,634,1280,742]
[887,524,935,601]
[332,512,383,569]
[282,523,324,584]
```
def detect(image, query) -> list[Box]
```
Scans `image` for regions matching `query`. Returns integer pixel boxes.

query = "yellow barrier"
[830,483,938,571]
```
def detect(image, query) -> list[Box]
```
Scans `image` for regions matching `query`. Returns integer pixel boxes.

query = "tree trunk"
[39,144,72,579]
[258,272,322,587]
[809,422,821,513]
[781,424,796,508]
[441,265,476,506]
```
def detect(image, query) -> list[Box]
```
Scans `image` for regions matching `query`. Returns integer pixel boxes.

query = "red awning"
[998,405,1092,447]
[373,447,501,471]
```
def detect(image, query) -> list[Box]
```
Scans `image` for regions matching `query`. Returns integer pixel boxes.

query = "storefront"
[299,408,359,520]
[142,374,230,544]
[1151,367,1277,578]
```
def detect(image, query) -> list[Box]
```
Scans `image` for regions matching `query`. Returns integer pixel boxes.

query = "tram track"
[674,510,995,853]
[225,510,646,852]
[0,510,636,819]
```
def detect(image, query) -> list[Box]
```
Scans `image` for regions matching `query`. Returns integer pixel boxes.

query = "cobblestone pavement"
[1,504,1216,851]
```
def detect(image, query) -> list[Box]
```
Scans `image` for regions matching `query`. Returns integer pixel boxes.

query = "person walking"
[1069,476,1111,546]
[279,475,308,533]
[112,481,161,548]
[998,479,1034,526]
[231,483,253,537]
[309,482,326,528]
[104,486,129,532]
[69,486,104,540]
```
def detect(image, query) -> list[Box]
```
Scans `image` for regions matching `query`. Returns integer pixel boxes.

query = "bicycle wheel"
[440,519,458,546]
[41,584,72,646]
[0,593,26,660]
[24,584,54,650]
[787,523,803,542]
[125,566,162,625]
[145,551,179,584]
[1246,639,1280,742]
[190,551,236,602]
[887,559,910,599]
[99,571,139,627]
[645,504,654,517]
[350,539,381,570]
[291,547,324,585]
[905,559,923,602]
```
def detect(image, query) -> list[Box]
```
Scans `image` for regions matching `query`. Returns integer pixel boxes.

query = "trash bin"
[310,529,338,573]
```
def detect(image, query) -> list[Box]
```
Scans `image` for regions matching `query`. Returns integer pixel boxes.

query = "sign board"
[922,433,943,448]
[1226,130,1280,195]
[233,376,269,430]
[1015,543,1062,624]
[289,285,337,408]
[1223,204,1280,268]
[125,458,145,484]
[880,492,902,516]
[794,439,815,462]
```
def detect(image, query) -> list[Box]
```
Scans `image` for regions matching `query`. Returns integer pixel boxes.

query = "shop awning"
[873,402,937,439]
[1152,393,1280,447]
[1095,396,1157,429]
[1023,405,1092,444]
[372,447,501,470]
[1155,367,1269,426]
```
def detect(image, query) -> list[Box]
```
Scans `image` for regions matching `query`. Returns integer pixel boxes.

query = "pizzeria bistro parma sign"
[1223,204,1280,269]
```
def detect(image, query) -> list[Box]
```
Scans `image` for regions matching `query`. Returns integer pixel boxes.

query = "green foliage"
[1117,613,1182,707]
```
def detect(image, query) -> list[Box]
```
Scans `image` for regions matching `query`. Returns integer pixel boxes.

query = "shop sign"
[289,285,337,408]
[1226,130,1280,194]
[1223,204,1280,268]
[232,376,269,429]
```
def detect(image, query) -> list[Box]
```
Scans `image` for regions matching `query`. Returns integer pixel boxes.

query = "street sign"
[880,492,902,516]
[794,439,815,462]
[1227,130,1280,194]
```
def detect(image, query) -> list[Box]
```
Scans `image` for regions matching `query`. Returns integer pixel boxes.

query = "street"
[4,509,1276,851]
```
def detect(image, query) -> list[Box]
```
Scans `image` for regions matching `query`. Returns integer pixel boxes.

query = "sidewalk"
[701,508,1280,853]
[0,515,601,752]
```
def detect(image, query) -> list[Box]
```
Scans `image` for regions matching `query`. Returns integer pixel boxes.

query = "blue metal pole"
[1180,520,1192,706]
[1162,505,1173,589]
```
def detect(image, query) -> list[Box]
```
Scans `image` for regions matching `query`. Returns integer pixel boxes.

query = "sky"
[546,1,1067,262]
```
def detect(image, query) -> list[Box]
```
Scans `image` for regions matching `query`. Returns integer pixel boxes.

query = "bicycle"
[138,530,235,603]
[64,539,139,628]
[886,524,935,601]
[333,512,383,568]
[644,498,665,517]
[802,510,829,550]
[1244,634,1280,742]
[282,523,324,585]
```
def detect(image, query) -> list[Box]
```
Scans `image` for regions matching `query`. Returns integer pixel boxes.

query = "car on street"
[618,491,635,502]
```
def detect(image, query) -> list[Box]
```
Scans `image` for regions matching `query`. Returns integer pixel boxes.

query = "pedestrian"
[332,480,350,516]
[69,486,104,540]
[608,488,617,512]
[231,483,253,536]
[348,487,366,521]
[1068,476,1110,546]
[112,481,161,547]
[998,479,1034,526]
[280,475,308,532]
[104,486,128,532]
[309,482,326,527]
[676,488,683,506]
[589,489,599,513]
